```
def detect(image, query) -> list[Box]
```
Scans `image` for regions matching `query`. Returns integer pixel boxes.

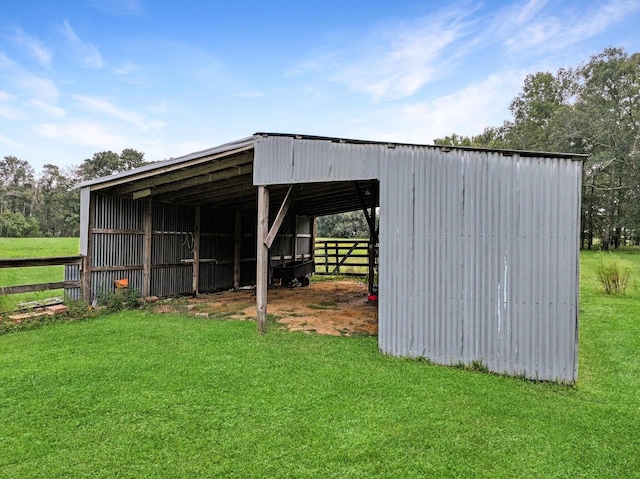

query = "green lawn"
[0,238,79,310]
[0,248,639,477]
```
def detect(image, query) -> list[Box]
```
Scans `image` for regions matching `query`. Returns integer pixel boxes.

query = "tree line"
[4,46,638,246]
[434,47,640,250]
[0,149,147,238]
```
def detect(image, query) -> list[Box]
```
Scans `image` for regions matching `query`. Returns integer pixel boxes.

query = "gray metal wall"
[377,147,581,383]
[254,136,581,383]
[254,135,380,184]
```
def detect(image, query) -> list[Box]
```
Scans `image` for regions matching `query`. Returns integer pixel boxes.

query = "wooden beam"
[256,186,269,334]
[82,194,95,303]
[111,154,253,195]
[234,208,242,290]
[142,198,153,297]
[192,206,201,295]
[144,163,253,197]
[2,281,81,295]
[354,182,375,233]
[264,185,293,249]
[157,174,253,201]
[132,188,151,200]
[368,205,377,294]
[92,146,254,191]
[0,256,83,268]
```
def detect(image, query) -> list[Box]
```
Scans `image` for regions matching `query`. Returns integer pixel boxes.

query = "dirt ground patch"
[150,279,378,336]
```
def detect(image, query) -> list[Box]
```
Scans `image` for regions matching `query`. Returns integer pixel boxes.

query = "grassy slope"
[0,238,79,310]
[0,249,639,477]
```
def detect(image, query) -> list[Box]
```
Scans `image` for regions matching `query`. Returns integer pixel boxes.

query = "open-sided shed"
[72,133,582,383]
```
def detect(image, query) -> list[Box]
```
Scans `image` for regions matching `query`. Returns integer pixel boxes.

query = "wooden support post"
[82,194,95,303]
[192,205,201,295]
[234,208,242,290]
[256,186,269,334]
[293,215,299,261]
[368,204,377,294]
[142,198,153,297]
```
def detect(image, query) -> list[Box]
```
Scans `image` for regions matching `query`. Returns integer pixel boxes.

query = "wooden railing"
[0,256,85,296]
[314,240,374,275]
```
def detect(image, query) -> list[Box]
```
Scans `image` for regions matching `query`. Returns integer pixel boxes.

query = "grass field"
[0,243,639,477]
[0,238,79,310]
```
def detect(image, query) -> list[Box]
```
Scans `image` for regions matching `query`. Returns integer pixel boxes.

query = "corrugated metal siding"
[83,194,312,299]
[64,264,81,299]
[254,136,380,185]
[378,147,580,383]
[89,195,145,302]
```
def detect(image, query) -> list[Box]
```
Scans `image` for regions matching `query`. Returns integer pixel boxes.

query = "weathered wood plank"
[192,205,201,295]
[264,184,293,249]
[234,208,242,290]
[142,198,153,297]
[256,185,269,334]
[111,153,253,195]
[2,281,81,295]
[0,256,83,268]
[93,146,254,192]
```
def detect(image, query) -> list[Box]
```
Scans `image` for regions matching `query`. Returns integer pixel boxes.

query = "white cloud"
[72,95,165,133]
[17,75,59,102]
[293,5,478,101]
[0,90,24,120]
[0,133,21,147]
[28,100,66,118]
[0,104,24,120]
[12,28,52,67]
[72,95,146,128]
[357,71,525,144]
[114,61,138,75]
[504,0,640,53]
[61,21,104,69]
[232,90,265,98]
[35,120,125,149]
[0,52,15,69]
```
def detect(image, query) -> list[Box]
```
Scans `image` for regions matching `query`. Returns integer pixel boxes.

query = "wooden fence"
[0,241,371,304]
[314,240,375,275]
[0,256,85,296]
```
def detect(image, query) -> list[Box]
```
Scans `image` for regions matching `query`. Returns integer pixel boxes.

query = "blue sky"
[2,0,640,171]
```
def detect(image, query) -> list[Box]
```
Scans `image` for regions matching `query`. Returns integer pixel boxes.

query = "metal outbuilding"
[72,133,583,383]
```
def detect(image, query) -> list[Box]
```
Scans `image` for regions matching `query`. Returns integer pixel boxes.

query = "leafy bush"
[97,288,140,312]
[595,260,631,294]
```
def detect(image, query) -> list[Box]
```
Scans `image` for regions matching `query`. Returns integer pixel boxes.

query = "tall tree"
[35,164,80,237]
[79,148,147,181]
[434,47,640,250]
[0,156,37,218]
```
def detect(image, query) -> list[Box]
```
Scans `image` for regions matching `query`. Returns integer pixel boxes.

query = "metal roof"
[78,132,584,218]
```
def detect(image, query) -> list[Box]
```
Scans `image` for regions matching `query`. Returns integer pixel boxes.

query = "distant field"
[0,238,80,310]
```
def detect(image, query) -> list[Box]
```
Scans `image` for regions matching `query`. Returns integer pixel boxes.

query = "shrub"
[595,260,631,294]
[97,288,140,313]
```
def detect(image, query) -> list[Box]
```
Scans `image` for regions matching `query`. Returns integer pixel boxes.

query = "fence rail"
[0,255,85,296]
[314,240,374,275]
